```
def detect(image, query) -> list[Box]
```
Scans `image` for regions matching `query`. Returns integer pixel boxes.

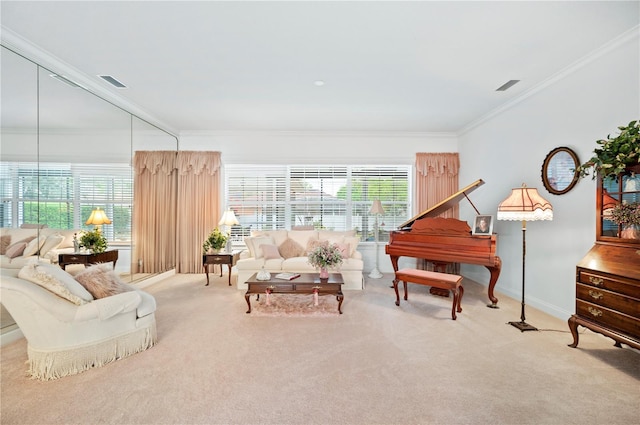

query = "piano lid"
[398,179,485,230]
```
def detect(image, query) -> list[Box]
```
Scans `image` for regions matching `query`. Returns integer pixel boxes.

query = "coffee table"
[244,272,344,314]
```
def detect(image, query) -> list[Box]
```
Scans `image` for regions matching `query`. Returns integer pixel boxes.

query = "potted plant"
[203,228,228,254]
[575,120,640,180]
[79,229,108,253]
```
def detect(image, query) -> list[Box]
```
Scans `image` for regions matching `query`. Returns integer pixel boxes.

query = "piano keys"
[385,179,502,307]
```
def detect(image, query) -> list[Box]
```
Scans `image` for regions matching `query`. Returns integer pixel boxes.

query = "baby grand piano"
[385,179,502,307]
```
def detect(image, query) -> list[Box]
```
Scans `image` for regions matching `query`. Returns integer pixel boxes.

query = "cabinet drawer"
[576,283,640,318]
[295,283,341,294]
[247,283,294,292]
[577,269,640,298]
[576,299,640,338]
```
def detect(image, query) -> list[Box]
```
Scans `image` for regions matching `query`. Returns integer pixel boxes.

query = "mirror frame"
[541,146,580,195]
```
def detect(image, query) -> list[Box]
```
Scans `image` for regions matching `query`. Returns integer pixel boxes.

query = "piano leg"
[485,258,502,308]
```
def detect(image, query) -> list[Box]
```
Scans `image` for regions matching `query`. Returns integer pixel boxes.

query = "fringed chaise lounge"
[0,262,157,380]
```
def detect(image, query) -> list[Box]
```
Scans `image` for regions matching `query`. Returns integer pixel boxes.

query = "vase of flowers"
[202,228,228,254]
[308,243,343,280]
[609,202,640,239]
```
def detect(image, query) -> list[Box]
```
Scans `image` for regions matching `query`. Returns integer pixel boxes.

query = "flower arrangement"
[608,202,640,227]
[576,120,640,180]
[308,243,344,269]
[203,228,228,253]
[79,229,108,253]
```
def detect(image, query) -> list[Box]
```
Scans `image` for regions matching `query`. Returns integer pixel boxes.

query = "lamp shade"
[218,209,239,226]
[497,184,553,222]
[85,208,111,225]
[369,200,385,215]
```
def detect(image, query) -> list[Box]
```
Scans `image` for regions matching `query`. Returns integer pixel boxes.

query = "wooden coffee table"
[245,272,344,314]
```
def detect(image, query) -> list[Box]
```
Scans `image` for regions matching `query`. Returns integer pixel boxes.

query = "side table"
[203,251,240,286]
[59,250,119,270]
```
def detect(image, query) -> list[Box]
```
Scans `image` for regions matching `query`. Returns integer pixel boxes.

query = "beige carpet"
[1,272,638,425]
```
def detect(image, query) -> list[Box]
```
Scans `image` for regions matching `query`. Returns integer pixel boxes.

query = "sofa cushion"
[5,241,27,259]
[318,230,356,244]
[42,228,77,249]
[251,229,288,246]
[287,230,317,251]
[23,235,46,257]
[259,243,282,260]
[75,264,134,299]
[18,261,93,305]
[0,234,11,255]
[278,238,304,259]
[40,234,64,256]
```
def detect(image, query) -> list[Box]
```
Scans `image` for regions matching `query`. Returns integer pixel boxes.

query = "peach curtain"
[133,151,178,274]
[415,152,460,272]
[176,151,222,273]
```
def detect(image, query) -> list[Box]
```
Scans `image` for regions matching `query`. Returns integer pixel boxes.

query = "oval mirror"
[541,147,580,195]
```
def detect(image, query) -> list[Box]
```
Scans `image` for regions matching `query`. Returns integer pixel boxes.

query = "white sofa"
[236,229,364,290]
[0,264,156,380]
[1,227,78,269]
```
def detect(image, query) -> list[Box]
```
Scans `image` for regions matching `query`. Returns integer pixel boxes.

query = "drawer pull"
[587,306,603,317]
[589,276,604,287]
[588,290,604,300]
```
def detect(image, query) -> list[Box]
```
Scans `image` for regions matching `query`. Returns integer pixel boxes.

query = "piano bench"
[393,268,464,320]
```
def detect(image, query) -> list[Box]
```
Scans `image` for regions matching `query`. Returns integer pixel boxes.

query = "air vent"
[496,80,520,92]
[98,75,127,89]
[49,74,82,88]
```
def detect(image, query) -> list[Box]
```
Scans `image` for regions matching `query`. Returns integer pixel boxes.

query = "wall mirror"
[1,45,178,286]
[541,146,580,195]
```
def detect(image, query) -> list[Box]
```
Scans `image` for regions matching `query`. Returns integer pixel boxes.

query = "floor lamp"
[368,199,385,279]
[218,208,239,253]
[497,184,553,332]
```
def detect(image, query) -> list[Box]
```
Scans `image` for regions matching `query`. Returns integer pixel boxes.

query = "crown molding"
[458,25,640,136]
[1,26,179,138]
[180,130,458,139]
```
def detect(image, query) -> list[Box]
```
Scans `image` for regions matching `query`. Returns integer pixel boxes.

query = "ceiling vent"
[98,75,127,89]
[496,80,520,92]
[49,74,82,88]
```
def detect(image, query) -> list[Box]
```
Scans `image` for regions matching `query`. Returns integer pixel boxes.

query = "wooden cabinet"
[569,167,640,349]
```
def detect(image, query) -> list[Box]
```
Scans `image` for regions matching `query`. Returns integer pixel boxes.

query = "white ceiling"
[1,1,639,135]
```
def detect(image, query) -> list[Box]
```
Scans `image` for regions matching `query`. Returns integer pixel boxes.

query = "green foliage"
[576,120,640,180]
[203,228,228,253]
[79,229,108,253]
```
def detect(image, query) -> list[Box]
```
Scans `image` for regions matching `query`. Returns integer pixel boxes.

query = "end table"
[59,250,119,270]
[203,251,240,286]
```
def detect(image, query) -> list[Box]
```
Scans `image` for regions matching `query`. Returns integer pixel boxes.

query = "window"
[0,162,132,242]
[224,165,411,242]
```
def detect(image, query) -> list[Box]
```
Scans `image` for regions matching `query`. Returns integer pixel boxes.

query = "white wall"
[458,32,639,319]
[180,131,458,274]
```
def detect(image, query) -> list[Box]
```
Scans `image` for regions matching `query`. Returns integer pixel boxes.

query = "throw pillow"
[336,242,351,259]
[5,241,27,259]
[39,234,64,256]
[260,244,282,260]
[0,234,12,255]
[278,238,304,259]
[75,264,134,299]
[18,261,92,305]
[250,236,275,259]
[306,238,328,255]
[343,236,360,256]
[22,235,46,257]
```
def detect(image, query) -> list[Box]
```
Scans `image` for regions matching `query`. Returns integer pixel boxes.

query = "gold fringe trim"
[26,322,157,381]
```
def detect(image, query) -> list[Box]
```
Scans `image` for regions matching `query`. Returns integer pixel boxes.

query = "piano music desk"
[394,268,463,320]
